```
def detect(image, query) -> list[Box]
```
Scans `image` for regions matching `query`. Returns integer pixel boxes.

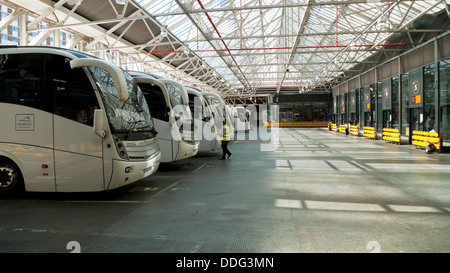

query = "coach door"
[440,105,450,152]
[409,108,423,144]
[47,54,105,192]
[383,110,391,129]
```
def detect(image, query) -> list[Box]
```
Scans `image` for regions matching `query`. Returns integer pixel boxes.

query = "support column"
[54,29,60,47]
[19,13,28,46]
[398,56,403,142]
[434,39,440,143]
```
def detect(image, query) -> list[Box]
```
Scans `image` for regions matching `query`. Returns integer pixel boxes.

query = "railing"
[350,125,359,136]
[327,124,444,154]
[412,131,440,150]
[363,127,376,140]
[331,123,338,132]
[382,128,400,144]
[264,121,328,127]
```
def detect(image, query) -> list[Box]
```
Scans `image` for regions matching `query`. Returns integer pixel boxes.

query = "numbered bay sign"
[409,68,423,108]
[364,85,371,112]
[382,78,391,110]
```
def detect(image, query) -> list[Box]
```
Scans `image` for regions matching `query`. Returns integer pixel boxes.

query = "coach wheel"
[0,159,23,195]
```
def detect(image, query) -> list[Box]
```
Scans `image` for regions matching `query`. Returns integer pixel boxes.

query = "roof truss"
[2,0,448,101]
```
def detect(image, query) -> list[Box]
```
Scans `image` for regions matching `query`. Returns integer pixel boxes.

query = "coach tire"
[0,158,24,196]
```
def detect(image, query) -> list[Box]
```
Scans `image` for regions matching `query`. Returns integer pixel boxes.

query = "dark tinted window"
[138,82,169,122]
[0,53,99,126]
[188,93,203,120]
[45,54,99,126]
[0,53,45,110]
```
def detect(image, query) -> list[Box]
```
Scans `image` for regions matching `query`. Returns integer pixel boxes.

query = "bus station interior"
[1,0,450,253]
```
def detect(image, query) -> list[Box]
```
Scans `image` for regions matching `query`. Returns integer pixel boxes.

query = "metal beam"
[152,0,428,16]
[0,8,21,32]
[278,1,312,93]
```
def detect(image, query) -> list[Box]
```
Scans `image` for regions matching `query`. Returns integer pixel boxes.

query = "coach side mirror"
[70,58,129,102]
[93,109,106,138]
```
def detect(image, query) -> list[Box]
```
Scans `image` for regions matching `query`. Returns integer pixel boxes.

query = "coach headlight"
[113,136,129,160]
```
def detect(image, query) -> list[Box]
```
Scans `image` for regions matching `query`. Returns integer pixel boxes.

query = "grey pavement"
[0,128,449,253]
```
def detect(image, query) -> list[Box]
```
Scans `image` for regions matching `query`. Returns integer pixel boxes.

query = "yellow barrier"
[363,127,376,140]
[331,123,338,132]
[412,131,440,150]
[382,128,400,144]
[340,124,346,134]
[350,125,359,136]
[265,121,328,127]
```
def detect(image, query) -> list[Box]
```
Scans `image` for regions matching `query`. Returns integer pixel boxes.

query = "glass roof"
[133,0,448,97]
[5,0,449,99]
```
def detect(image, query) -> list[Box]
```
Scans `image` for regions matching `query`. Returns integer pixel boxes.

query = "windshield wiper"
[125,121,159,139]
[125,119,144,139]
[134,125,158,136]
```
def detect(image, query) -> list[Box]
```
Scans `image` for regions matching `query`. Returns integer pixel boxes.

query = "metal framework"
[0,0,449,105]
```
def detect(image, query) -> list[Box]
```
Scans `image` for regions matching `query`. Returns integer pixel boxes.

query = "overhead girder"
[0,0,448,98]
[152,0,434,16]
[161,0,447,96]
[7,0,231,93]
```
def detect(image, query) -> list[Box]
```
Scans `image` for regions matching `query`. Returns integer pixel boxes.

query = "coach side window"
[46,54,100,126]
[0,54,45,110]
[138,82,170,122]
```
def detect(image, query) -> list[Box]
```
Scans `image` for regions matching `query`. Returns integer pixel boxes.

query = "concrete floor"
[0,127,449,253]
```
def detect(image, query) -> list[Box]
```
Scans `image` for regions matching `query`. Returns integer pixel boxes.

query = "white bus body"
[233,106,251,133]
[0,47,160,194]
[129,71,199,163]
[186,86,221,151]
[202,92,235,137]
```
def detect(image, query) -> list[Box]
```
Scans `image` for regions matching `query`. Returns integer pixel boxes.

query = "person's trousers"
[221,140,231,159]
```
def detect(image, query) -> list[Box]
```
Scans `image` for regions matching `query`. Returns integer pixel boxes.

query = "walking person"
[220,120,232,160]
